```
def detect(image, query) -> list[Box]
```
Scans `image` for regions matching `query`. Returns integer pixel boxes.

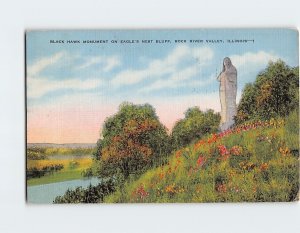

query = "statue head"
[222,57,232,71]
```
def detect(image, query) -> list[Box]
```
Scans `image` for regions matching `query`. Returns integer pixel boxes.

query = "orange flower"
[279,146,290,156]
[260,163,269,171]
[165,184,176,194]
[230,145,243,156]
[175,150,182,158]
[194,139,206,150]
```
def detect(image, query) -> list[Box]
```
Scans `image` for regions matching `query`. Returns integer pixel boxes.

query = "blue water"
[27,177,101,204]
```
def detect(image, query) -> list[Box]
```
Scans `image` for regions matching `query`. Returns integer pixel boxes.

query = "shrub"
[171,107,220,150]
[53,179,115,203]
[26,164,64,179]
[236,60,299,123]
[94,102,170,181]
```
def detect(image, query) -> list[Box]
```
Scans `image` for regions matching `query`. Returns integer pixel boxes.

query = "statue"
[217,57,237,131]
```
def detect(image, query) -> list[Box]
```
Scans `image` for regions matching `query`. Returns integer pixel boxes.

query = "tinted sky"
[26,29,298,143]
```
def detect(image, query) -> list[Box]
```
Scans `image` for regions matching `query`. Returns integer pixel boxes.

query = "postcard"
[26,29,299,203]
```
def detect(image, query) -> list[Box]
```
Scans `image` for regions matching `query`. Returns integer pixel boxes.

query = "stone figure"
[217,57,237,131]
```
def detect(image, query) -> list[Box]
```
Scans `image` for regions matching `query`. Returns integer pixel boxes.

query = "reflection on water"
[27,177,101,204]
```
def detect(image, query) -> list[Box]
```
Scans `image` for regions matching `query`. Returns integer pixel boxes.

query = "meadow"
[27,151,93,186]
[104,112,299,203]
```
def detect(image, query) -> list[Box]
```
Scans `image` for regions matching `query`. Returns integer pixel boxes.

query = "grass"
[104,115,299,203]
[27,157,93,186]
[27,147,94,160]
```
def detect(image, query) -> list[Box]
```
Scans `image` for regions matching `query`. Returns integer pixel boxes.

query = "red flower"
[196,155,206,167]
[217,145,230,160]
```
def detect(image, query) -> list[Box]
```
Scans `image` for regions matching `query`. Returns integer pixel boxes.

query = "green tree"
[171,107,220,150]
[236,60,299,123]
[95,102,170,181]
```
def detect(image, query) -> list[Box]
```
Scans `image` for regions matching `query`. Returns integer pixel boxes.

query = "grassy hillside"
[104,113,299,203]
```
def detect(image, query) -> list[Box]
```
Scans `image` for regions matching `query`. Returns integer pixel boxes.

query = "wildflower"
[131,184,149,201]
[195,185,201,194]
[179,187,185,193]
[216,184,227,193]
[175,150,182,159]
[240,162,256,171]
[230,145,243,156]
[194,140,205,150]
[207,134,218,143]
[165,184,176,194]
[279,146,290,156]
[260,163,269,171]
[196,155,206,167]
[158,172,165,180]
[217,144,230,159]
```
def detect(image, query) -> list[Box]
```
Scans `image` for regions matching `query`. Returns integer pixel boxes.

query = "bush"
[53,179,115,203]
[236,60,299,123]
[94,102,170,181]
[26,164,64,179]
[81,168,93,178]
[171,107,220,150]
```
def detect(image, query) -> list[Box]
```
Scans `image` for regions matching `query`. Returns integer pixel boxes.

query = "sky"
[26,29,298,143]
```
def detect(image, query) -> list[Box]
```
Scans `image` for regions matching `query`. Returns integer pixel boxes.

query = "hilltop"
[104,113,299,203]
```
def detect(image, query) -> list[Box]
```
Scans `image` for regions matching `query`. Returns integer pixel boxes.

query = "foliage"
[95,102,170,180]
[81,168,94,178]
[27,147,48,160]
[93,139,103,160]
[236,60,299,123]
[27,146,94,160]
[53,179,115,203]
[68,160,80,169]
[27,157,93,186]
[171,107,220,150]
[104,115,299,203]
[27,164,64,179]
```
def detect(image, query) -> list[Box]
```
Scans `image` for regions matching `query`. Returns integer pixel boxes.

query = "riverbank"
[27,157,93,186]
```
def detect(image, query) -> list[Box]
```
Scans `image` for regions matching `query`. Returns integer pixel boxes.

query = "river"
[27,177,101,204]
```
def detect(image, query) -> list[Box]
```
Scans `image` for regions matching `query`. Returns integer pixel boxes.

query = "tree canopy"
[171,107,220,150]
[236,60,299,123]
[95,102,170,180]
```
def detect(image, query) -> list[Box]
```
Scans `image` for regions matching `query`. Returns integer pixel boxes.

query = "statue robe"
[217,63,237,131]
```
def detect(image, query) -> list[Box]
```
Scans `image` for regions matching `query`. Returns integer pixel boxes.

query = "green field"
[27,157,93,186]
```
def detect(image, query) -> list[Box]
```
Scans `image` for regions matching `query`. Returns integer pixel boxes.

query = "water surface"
[27,177,101,204]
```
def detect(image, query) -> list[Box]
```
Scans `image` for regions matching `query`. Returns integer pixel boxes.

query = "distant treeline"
[27,147,95,160]
[27,164,64,179]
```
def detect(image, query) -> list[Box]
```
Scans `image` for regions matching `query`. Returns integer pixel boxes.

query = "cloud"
[230,51,280,69]
[27,52,65,76]
[27,76,103,99]
[77,55,121,71]
[27,52,121,99]
[103,56,121,72]
[229,51,281,86]
[140,65,199,92]
[111,45,214,87]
